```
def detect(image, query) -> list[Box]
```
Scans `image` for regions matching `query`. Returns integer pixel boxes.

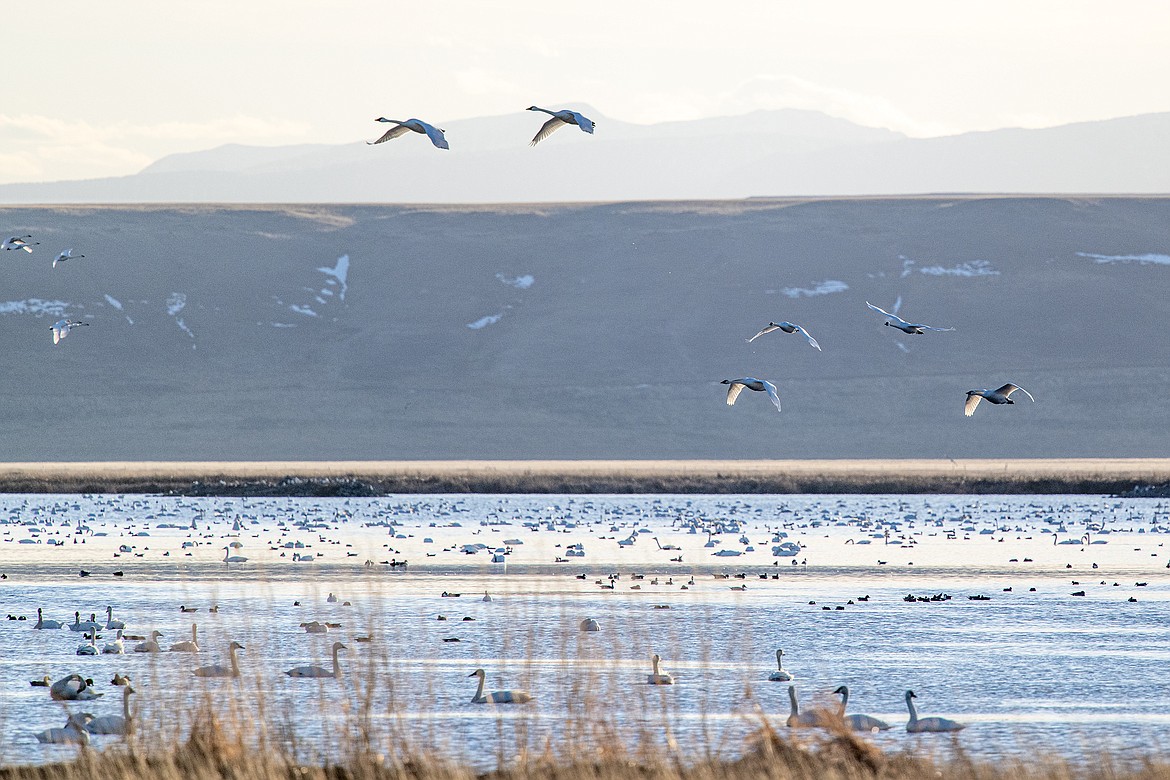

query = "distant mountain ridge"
[2,109,1168,203]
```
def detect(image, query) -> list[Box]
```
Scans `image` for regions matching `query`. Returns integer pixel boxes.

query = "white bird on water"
[50,674,104,701]
[786,685,821,727]
[285,641,346,678]
[2,235,38,252]
[468,668,532,703]
[721,378,781,412]
[77,628,100,655]
[768,649,793,681]
[368,117,449,149]
[53,248,83,267]
[866,301,954,334]
[833,686,891,732]
[51,319,88,345]
[526,106,595,146]
[964,384,1035,417]
[169,623,200,652]
[133,630,163,653]
[647,653,674,685]
[34,714,92,745]
[86,685,135,736]
[223,546,248,563]
[904,689,965,733]
[746,322,820,351]
[102,629,125,655]
[193,641,244,678]
[35,607,64,629]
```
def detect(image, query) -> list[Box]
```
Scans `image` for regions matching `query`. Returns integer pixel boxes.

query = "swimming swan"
[833,686,891,732]
[50,674,104,701]
[68,611,99,632]
[193,641,244,678]
[102,629,125,654]
[133,630,163,653]
[964,384,1035,417]
[170,623,200,652]
[786,685,822,727]
[77,627,100,655]
[368,117,449,149]
[86,685,135,735]
[746,322,821,351]
[721,378,781,412]
[768,649,793,681]
[35,608,64,629]
[34,714,91,745]
[526,106,595,146]
[647,653,674,685]
[866,301,954,334]
[286,641,347,678]
[104,605,125,630]
[469,668,532,703]
[904,690,965,733]
[223,546,248,563]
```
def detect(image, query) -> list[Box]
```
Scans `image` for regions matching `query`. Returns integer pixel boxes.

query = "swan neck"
[474,672,485,701]
[788,687,798,716]
[906,694,918,723]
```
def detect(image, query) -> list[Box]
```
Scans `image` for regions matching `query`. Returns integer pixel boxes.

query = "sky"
[2,0,1168,185]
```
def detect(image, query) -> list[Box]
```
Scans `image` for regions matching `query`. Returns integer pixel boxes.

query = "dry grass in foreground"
[3,710,1169,780]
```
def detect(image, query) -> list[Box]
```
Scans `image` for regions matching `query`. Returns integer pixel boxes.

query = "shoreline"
[0,459,1168,496]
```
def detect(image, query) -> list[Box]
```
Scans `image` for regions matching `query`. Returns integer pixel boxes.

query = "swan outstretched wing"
[791,324,821,351]
[569,111,595,134]
[530,117,566,146]
[997,383,1034,402]
[368,124,411,145]
[762,380,782,412]
[964,393,983,417]
[725,381,745,406]
[746,323,779,343]
[917,323,956,332]
[866,301,912,328]
[420,122,450,150]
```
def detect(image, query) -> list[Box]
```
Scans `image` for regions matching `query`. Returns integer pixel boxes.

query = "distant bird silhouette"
[527,106,595,146]
[53,248,83,267]
[721,378,781,412]
[368,118,449,149]
[866,301,954,334]
[746,321,820,350]
[51,319,88,345]
[964,384,1035,417]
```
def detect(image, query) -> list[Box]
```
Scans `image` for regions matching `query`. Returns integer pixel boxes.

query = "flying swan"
[746,322,821,351]
[964,384,1035,417]
[526,106,595,146]
[368,117,449,149]
[721,378,781,412]
[866,302,954,334]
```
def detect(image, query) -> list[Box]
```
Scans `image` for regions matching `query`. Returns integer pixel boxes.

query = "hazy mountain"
[5,109,1170,203]
[0,197,1167,461]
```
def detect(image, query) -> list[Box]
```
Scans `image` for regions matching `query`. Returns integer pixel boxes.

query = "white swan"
[721,377,781,412]
[746,322,821,351]
[223,546,248,563]
[133,630,163,653]
[768,649,793,681]
[964,384,1035,417]
[579,618,600,632]
[786,685,821,727]
[53,248,83,267]
[50,674,104,701]
[86,685,134,736]
[866,301,954,334]
[34,607,64,629]
[526,106,595,146]
[34,714,91,745]
[193,640,244,678]
[169,623,200,652]
[647,653,674,685]
[482,591,493,602]
[468,668,532,703]
[833,686,891,732]
[102,629,125,654]
[2,235,38,252]
[68,611,99,632]
[51,319,88,345]
[77,627,100,655]
[104,605,125,630]
[286,641,346,678]
[904,690,965,733]
[368,117,449,149]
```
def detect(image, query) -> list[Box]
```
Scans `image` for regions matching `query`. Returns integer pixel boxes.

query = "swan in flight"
[169,623,200,652]
[77,627,100,655]
[223,546,248,563]
[53,248,84,267]
[286,641,346,678]
[768,649,793,681]
[35,607,64,629]
[721,378,781,412]
[964,384,1035,417]
[746,322,821,351]
[2,235,38,252]
[51,319,88,345]
[526,106,595,146]
[193,641,244,678]
[469,668,532,703]
[833,686,891,732]
[904,690,965,732]
[647,653,674,685]
[866,302,954,334]
[368,117,449,149]
[34,714,92,745]
[86,685,135,736]
[102,629,125,654]
[50,674,104,701]
[133,630,163,653]
[786,685,822,727]
[104,606,125,630]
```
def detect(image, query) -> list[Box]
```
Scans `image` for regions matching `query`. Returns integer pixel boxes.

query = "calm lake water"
[2,493,1168,766]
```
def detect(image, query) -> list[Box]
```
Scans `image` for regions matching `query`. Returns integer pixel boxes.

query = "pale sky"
[2,0,1168,185]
